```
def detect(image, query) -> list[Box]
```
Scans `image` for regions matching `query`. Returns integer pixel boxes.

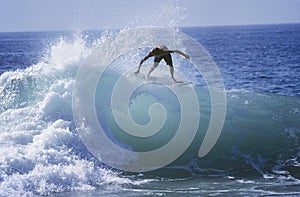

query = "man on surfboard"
[134,45,190,83]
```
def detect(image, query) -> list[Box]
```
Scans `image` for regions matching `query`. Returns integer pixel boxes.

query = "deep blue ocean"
[0,24,299,196]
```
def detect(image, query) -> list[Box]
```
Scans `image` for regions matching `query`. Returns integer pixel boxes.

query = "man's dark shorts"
[154,53,173,67]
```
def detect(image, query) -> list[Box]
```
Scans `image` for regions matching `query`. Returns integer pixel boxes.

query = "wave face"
[0,28,299,195]
[92,69,300,179]
[177,88,300,179]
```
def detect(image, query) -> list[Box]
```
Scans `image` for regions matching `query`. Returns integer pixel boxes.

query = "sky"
[0,0,299,32]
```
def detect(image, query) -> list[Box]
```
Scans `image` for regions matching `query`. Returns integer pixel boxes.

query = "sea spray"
[0,34,145,195]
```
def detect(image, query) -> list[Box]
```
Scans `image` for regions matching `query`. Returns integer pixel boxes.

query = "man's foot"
[173,78,183,83]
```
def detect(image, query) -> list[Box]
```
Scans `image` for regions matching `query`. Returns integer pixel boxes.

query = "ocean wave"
[0,30,299,196]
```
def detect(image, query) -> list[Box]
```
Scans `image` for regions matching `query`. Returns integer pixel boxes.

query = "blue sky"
[0,0,299,32]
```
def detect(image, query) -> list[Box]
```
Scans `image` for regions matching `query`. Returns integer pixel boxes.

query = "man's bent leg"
[169,65,177,82]
[147,62,159,79]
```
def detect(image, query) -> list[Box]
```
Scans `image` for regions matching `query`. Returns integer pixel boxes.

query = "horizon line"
[0,22,299,34]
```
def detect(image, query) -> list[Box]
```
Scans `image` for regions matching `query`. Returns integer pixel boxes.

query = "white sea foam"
[0,35,147,196]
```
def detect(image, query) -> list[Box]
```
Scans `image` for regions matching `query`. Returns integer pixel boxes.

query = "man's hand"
[184,54,190,60]
[134,62,143,74]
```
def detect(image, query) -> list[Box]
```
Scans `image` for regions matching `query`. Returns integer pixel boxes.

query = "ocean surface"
[0,24,299,196]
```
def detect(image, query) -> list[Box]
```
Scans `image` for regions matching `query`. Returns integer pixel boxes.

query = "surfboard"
[133,72,191,86]
[176,81,192,86]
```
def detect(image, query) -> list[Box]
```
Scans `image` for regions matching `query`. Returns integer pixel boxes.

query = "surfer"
[134,45,190,83]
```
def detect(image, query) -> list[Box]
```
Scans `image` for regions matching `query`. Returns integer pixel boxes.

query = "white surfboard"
[133,73,191,86]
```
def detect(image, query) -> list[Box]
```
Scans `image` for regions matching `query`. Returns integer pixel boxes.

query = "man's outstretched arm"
[134,52,152,74]
[168,49,190,60]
